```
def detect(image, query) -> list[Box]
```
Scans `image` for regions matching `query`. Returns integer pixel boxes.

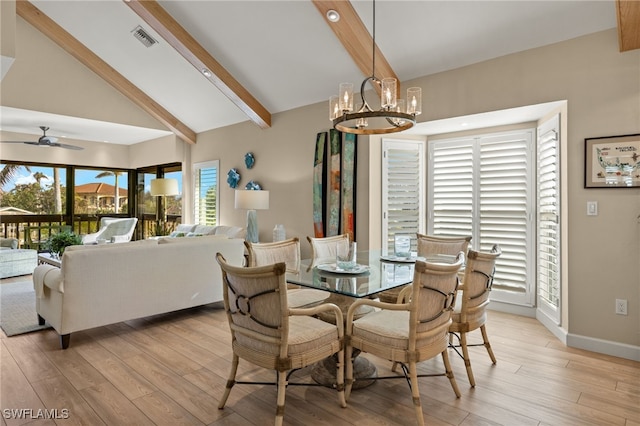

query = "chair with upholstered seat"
[417,234,472,257]
[345,253,465,426]
[216,254,346,426]
[449,245,501,387]
[378,234,472,303]
[306,234,350,266]
[245,238,328,308]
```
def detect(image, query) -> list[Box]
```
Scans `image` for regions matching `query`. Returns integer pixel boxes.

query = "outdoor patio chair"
[81,217,138,244]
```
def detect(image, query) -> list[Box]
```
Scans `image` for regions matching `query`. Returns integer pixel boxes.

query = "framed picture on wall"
[584,134,640,188]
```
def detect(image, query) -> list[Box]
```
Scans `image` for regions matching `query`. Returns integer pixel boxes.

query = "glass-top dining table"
[286,249,417,299]
[285,250,458,389]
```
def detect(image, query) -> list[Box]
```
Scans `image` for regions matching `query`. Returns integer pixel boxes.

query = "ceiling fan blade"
[2,127,83,150]
[54,142,84,150]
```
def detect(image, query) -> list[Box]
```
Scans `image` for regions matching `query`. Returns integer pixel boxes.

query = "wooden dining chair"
[449,244,501,387]
[245,238,328,308]
[306,234,350,266]
[345,253,465,426]
[417,234,472,257]
[378,234,471,303]
[216,254,346,426]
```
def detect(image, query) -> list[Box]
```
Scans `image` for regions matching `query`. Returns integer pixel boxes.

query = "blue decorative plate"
[244,152,255,169]
[227,168,241,188]
[245,180,261,190]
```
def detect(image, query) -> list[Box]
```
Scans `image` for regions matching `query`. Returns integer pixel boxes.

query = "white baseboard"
[489,302,640,362]
[488,300,536,317]
[567,333,640,362]
[536,309,568,344]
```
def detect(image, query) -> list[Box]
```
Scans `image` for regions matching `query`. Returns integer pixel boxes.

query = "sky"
[1,165,183,194]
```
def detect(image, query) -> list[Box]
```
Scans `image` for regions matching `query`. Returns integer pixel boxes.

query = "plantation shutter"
[429,139,474,237]
[478,133,534,305]
[194,161,219,226]
[428,130,535,306]
[382,140,424,254]
[537,115,561,323]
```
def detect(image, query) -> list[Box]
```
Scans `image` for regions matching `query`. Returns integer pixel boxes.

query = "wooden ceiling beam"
[616,0,640,52]
[125,0,271,129]
[312,0,398,95]
[16,0,197,145]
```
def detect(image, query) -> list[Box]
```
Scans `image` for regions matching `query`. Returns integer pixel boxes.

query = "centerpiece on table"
[46,231,82,258]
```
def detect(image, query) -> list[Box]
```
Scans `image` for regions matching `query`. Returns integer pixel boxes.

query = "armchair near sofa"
[81,217,138,244]
[0,238,19,250]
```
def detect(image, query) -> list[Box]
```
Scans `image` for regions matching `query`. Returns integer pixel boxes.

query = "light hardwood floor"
[1,275,639,426]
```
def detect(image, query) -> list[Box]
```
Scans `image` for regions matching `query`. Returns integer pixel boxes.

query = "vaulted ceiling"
[2,0,637,145]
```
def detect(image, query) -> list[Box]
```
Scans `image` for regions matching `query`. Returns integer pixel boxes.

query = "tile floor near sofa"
[1,275,638,425]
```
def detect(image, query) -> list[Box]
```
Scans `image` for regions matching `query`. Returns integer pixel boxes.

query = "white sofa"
[32,235,245,348]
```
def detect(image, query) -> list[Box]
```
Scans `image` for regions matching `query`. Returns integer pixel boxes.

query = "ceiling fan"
[1,126,84,150]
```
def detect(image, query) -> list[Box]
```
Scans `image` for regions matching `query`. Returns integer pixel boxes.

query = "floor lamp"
[150,178,179,233]
[235,190,269,243]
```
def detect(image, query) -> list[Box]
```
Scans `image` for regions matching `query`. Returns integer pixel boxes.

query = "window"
[75,168,129,214]
[0,163,67,214]
[537,115,561,323]
[194,161,219,226]
[382,140,425,254]
[428,130,536,306]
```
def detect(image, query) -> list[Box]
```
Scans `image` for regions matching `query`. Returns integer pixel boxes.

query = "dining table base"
[312,293,378,389]
[311,350,377,389]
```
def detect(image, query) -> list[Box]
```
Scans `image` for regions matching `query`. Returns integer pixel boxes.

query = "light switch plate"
[587,201,598,216]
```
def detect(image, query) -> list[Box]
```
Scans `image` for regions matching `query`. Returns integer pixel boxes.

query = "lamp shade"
[150,178,179,196]
[235,190,269,210]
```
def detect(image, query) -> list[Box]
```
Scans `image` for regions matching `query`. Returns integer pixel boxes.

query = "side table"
[38,252,62,268]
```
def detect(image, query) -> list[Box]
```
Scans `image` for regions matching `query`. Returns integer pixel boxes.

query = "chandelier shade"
[328,0,421,135]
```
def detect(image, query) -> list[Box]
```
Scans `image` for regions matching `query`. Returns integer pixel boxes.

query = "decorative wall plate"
[245,180,261,190]
[227,168,241,188]
[244,152,255,169]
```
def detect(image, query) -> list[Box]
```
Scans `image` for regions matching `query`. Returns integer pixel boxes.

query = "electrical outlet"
[615,299,628,316]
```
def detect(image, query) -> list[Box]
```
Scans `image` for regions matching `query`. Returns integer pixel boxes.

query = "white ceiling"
[0,0,617,144]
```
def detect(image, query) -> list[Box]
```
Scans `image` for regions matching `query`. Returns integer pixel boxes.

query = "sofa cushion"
[213,226,245,239]
[158,234,228,244]
[192,225,217,235]
[175,224,197,233]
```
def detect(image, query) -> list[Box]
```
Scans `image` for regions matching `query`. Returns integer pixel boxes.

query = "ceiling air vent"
[131,25,158,48]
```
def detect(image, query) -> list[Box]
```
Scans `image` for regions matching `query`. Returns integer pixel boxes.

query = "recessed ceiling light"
[326,10,340,22]
[201,68,212,77]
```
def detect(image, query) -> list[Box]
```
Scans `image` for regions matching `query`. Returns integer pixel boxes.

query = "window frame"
[193,160,219,226]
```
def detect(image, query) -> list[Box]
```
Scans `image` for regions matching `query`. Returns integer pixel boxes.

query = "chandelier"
[328,0,421,135]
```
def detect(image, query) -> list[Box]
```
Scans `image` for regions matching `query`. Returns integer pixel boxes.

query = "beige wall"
[1,17,638,357]
[191,29,640,352]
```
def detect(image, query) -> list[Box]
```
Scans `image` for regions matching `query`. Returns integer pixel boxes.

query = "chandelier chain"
[372,0,376,78]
